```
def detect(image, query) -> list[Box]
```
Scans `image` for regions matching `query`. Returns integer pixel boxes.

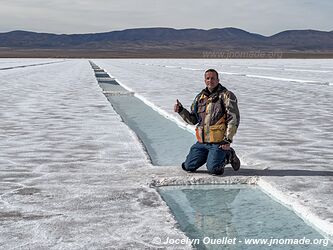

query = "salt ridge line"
[248,66,332,73]
[139,61,333,72]
[244,74,330,86]
[0,60,65,71]
[153,64,331,86]
[282,68,331,73]
[140,62,329,73]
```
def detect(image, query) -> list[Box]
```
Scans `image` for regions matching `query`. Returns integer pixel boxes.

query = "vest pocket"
[209,124,226,143]
[195,126,204,143]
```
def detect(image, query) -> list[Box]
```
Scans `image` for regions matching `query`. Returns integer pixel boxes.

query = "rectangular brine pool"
[158,185,330,250]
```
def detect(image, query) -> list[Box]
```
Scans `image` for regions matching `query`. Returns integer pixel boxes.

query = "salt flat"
[95,58,333,239]
[0,58,332,249]
[0,60,195,249]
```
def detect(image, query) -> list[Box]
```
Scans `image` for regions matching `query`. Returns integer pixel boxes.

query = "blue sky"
[0,0,331,35]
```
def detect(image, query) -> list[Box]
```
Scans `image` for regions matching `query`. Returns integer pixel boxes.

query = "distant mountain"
[0,28,265,47]
[267,30,333,50]
[0,28,332,57]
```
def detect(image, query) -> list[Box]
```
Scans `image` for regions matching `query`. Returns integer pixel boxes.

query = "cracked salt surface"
[0,58,332,249]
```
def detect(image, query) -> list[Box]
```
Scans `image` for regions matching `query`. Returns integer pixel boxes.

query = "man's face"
[205,71,219,91]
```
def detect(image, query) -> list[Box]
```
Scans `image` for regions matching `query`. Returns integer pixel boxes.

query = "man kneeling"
[174,69,240,175]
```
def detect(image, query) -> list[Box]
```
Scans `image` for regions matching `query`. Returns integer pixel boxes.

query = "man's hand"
[219,144,230,150]
[219,139,232,150]
[174,99,183,113]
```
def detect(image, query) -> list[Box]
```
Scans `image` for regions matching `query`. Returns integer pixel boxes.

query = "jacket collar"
[202,84,226,96]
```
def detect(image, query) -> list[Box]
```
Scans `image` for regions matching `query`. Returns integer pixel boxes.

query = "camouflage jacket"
[179,84,240,143]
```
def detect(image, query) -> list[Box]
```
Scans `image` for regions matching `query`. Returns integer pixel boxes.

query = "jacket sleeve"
[178,96,199,125]
[223,90,240,142]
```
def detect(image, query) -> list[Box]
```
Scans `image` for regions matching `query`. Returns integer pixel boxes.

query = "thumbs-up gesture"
[174,99,183,113]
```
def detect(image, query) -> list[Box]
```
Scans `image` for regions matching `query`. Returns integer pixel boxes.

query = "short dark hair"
[205,69,219,79]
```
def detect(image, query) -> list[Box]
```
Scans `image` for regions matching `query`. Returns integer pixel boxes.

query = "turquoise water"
[158,185,331,250]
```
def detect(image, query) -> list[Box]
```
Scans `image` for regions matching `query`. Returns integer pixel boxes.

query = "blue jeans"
[183,142,229,174]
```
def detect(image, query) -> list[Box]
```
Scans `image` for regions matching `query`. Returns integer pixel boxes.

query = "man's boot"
[229,148,240,171]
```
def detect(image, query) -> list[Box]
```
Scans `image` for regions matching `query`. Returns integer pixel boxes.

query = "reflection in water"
[184,188,239,250]
[159,185,328,250]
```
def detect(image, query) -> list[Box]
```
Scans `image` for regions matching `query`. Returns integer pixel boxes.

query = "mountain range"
[0,28,332,58]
